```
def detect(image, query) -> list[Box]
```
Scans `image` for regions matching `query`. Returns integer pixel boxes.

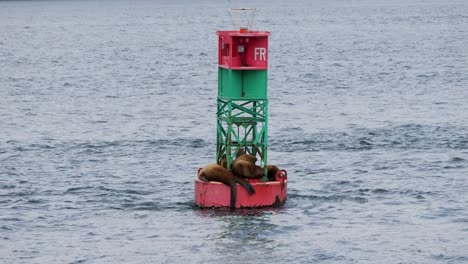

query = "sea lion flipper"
[199,175,209,182]
[235,178,256,195]
[228,181,236,210]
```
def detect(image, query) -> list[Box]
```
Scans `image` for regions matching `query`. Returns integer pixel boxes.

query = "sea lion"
[217,154,227,169]
[217,149,248,169]
[266,164,280,181]
[197,164,255,209]
[232,154,264,179]
[236,148,246,158]
[235,153,258,164]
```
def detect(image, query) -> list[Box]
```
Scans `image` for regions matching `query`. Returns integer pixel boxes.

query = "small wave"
[372,188,390,194]
[303,73,318,79]
[26,199,46,204]
[452,218,468,223]
[288,193,367,203]
[121,200,193,211]
[64,186,94,194]
[116,189,152,195]
[450,157,466,162]
[271,123,468,152]
[1,225,13,231]
[443,165,466,169]
[147,138,209,149]
[399,189,438,199]
[334,86,351,89]
[336,180,351,185]
[349,196,368,203]
[417,73,438,78]
[69,258,88,264]
[65,186,152,196]
[24,138,211,155]
[432,254,468,262]
[338,188,392,198]
[0,217,22,222]
[121,201,161,211]
[359,138,373,146]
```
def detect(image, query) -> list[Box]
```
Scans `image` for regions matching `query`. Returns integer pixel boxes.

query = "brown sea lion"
[266,164,280,181]
[217,154,227,169]
[235,153,258,164]
[232,155,264,179]
[217,149,248,169]
[235,148,246,158]
[197,164,255,209]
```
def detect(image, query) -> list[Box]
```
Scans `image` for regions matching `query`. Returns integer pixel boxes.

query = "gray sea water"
[1,0,468,263]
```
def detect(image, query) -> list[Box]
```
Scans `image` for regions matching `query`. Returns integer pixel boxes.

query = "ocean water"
[1,0,468,263]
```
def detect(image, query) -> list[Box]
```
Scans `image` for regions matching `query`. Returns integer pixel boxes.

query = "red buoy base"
[194,170,287,209]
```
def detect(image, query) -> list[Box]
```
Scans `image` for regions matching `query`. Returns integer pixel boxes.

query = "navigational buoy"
[195,8,287,209]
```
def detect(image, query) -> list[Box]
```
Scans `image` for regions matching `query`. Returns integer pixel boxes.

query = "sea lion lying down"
[198,164,255,209]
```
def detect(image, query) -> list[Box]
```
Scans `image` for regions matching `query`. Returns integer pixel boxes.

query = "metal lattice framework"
[216,98,268,180]
[227,8,256,31]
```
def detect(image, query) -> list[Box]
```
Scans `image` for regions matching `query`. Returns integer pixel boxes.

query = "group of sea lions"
[197,149,280,209]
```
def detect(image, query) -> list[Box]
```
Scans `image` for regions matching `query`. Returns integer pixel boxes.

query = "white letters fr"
[254,47,266,61]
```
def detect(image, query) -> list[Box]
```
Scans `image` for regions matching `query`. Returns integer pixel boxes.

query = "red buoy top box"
[217,30,270,70]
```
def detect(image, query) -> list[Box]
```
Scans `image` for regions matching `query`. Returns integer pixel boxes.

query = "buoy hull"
[194,172,287,208]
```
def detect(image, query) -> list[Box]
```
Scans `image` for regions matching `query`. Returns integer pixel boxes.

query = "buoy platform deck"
[194,170,287,208]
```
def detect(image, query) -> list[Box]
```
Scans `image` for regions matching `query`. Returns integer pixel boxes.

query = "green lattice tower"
[216,30,270,181]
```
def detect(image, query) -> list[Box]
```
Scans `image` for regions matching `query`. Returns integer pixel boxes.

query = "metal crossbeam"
[216,98,268,180]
